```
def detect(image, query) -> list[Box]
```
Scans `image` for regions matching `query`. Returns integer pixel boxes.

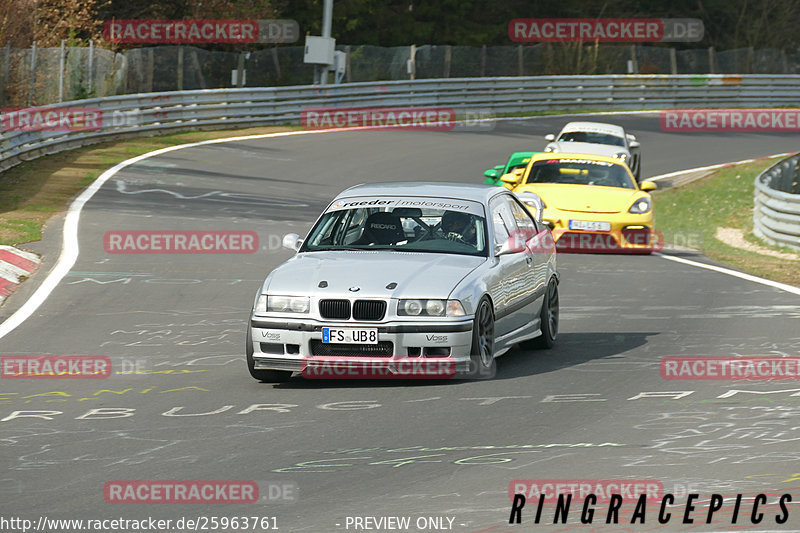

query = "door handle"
[526,256,533,266]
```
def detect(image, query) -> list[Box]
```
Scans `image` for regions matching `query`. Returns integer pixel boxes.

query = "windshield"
[557,131,626,147]
[525,159,635,189]
[302,198,488,256]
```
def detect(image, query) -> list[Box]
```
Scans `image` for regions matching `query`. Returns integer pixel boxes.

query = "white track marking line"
[0,129,333,340]
[648,152,794,181]
[656,252,800,296]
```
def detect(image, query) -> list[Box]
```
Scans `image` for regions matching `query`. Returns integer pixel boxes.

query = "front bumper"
[543,208,656,252]
[249,317,474,373]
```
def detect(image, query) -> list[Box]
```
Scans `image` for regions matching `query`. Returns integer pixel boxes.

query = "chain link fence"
[3,42,800,107]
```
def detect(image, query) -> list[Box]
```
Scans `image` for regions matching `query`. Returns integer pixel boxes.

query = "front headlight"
[628,197,651,214]
[266,295,310,313]
[398,299,465,317]
[614,152,629,162]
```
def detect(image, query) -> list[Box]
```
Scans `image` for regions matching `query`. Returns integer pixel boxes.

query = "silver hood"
[262,251,485,299]
[547,141,628,157]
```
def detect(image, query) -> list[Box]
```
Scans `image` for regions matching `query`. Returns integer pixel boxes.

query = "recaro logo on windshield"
[371,224,396,230]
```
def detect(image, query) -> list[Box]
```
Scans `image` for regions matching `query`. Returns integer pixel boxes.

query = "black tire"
[246,324,293,382]
[467,296,497,379]
[529,277,559,349]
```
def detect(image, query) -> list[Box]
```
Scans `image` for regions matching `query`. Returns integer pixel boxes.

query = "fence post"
[344,45,350,82]
[146,48,154,92]
[708,46,715,74]
[630,44,638,74]
[28,40,37,106]
[480,44,486,77]
[669,48,677,74]
[271,47,282,80]
[747,46,754,73]
[518,45,523,76]
[177,46,184,90]
[236,52,245,87]
[444,45,451,78]
[59,39,65,102]
[1,42,9,109]
[88,40,94,95]
[409,44,415,80]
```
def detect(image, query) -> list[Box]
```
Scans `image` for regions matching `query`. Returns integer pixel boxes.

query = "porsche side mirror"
[501,168,525,184]
[544,133,555,141]
[639,181,657,192]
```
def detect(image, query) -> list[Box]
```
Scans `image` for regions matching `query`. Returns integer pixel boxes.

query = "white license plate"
[322,327,378,344]
[569,220,611,231]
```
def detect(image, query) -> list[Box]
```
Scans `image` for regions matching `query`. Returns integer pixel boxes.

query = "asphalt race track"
[2,112,800,532]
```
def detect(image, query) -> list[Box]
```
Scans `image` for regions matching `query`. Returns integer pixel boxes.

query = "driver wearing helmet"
[440,211,476,245]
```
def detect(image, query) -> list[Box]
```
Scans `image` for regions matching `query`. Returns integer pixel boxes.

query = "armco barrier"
[754,153,800,252]
[4,74,800,173]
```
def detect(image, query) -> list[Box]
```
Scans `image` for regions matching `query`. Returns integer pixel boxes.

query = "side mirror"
[639,181,657,192]
[629,140,640,149]
[494,241,517,257]
[515,192,545,224]
[500,168,524,184]
[484,168,500,179]
[282,233,303,251]
[544,133,555,142]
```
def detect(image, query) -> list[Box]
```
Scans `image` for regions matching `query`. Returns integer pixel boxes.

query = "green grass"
[653,158,800,287]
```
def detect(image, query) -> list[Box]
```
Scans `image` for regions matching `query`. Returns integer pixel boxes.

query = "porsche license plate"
[569,220,611,232]
[322,327,378,344]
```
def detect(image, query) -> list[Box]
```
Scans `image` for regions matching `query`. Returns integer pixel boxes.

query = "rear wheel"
[246,324,293,382]
[527,277,559,349]
[467,297,496,378]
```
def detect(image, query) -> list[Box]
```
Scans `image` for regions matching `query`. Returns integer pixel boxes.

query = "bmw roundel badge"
[348,286,361,292]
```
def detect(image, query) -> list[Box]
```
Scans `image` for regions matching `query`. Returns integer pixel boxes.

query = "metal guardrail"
[4,74,800,173]
[754,153,800,252]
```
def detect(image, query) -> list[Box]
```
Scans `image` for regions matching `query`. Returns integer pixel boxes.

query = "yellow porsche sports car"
[502,153,659,253]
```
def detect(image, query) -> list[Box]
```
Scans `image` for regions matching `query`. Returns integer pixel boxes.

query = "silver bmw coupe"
[246,182,559,381]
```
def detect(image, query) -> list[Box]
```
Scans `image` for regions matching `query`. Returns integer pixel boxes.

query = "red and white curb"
[0,245,41,304]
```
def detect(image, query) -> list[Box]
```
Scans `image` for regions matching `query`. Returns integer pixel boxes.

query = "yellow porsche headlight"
[628,197,651,214]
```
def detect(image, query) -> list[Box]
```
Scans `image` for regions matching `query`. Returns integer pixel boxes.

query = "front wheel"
[246,324,293,382]
[467,297,497,379]
[527,277,559,349]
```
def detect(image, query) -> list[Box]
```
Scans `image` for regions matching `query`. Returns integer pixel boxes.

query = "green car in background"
[483,151,541,186]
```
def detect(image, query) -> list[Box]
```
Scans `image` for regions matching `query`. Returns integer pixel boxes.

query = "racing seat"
[352,211,406,245]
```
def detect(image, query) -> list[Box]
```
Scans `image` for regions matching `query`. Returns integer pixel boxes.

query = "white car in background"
[544,121,642,180]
